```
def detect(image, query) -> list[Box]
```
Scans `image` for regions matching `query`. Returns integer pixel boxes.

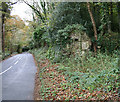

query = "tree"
[1,2,10,56]
[22,0,57,24]
[117,2,120,50]
[22,0,47,23]
[87,2,97,54]
[5,15,25,32]
[5,15,25,53]
[0,1,18,58]
[117,2,120,33]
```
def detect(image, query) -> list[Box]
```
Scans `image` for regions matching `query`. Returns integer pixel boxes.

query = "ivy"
[57,24,86,47]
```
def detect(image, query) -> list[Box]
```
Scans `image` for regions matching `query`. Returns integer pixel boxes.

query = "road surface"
[1,53,37,100]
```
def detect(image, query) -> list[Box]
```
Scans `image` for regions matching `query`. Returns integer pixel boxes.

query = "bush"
[98,32,119,53]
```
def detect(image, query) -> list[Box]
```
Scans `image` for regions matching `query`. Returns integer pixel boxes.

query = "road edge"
[31,54,40,100]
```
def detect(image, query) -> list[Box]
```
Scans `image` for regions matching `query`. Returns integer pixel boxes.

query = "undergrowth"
[29,48,119,100]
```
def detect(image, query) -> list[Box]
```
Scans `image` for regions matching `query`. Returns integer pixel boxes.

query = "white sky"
[11,2,33,22]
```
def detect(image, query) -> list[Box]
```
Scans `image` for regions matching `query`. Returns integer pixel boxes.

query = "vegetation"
[1,1,120,100]
[30,48,119,100]
[28,2,119,100]
[0,1,19,59]
[28,2,120,54]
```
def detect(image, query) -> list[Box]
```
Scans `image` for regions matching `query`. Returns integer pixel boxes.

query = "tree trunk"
[117,2,120,50]
[87,2,97,54]
[110,2,113,32]
[117,2,120,33]
[2,24,5,54]
[107,3,113,33]
[1,2,5,58]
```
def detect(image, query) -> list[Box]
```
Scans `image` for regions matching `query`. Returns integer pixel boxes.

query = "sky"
[11,2,33,22]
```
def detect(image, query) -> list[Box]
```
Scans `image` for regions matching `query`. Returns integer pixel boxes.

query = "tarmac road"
[1,53,37,100]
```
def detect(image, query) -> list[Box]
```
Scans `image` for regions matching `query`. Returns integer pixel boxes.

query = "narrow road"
[1,53,37,100]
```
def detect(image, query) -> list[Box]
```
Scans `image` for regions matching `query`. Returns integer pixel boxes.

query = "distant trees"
[5,15,24,53]
[5,15,31,53]
[5,15,25,32]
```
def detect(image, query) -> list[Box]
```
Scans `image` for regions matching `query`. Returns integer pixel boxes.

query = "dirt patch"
[32,54,40,100]
[34,67,40,100]
[33,54,50,100]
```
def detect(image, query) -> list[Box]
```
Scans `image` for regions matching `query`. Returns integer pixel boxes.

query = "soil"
[32,55,40,100]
